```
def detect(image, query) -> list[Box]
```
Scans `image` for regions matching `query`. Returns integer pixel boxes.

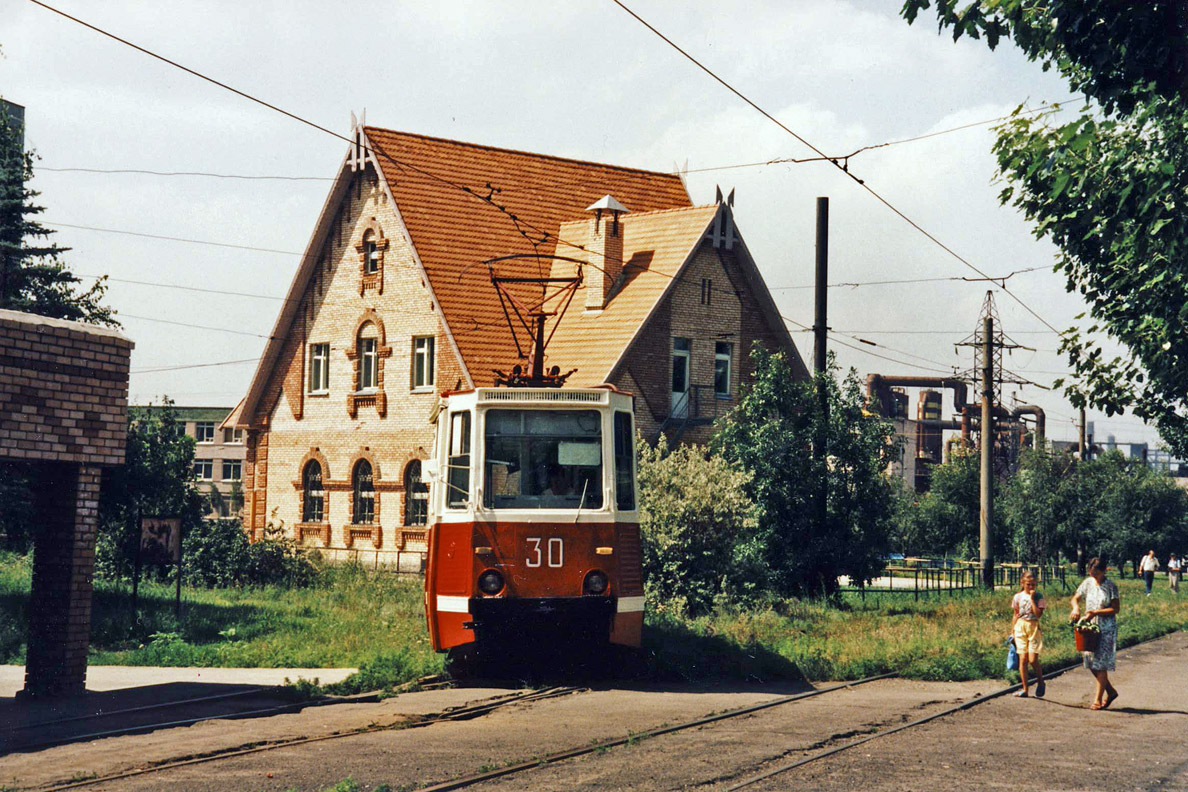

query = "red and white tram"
[423,385,644,655]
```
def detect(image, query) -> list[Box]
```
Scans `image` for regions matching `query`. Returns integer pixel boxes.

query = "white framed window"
[194,422,215,443]
[413,335,435,390]
[363,234,380,274]
[222,460,242,481]
[222,427,244,444]
[714,342,733,398]
[193,459,213,480]
[358,337,378,391]
[309,343,330,393]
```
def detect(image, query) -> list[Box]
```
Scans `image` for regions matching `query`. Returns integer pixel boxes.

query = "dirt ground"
[3,632,1186,791]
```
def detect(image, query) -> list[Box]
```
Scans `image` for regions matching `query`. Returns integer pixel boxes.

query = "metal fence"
[844,560,1069,601]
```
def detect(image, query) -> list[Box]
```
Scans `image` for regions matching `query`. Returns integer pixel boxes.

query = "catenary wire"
[770,266,1047,291]
[31,0,1067,387]
[683,106,1064,174]
[38,166,334,181]
[45,222,301,256]
[609,0,1064,336]
[29,0,1055,339]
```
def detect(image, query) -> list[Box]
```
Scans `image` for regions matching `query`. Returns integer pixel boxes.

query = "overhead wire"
[30,0,1058,341]
[30,0,1065,392]
[683,106,1064,175]
[609,0,1064,336]
[38,166,334,182]
[769,266,1047,291]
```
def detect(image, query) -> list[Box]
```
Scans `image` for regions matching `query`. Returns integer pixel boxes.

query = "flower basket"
[1074,627,1100,652]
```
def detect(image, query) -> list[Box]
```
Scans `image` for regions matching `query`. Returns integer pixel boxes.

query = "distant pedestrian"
[1168,554,1181,594]
[1010,570,1045,697]
[1070,558,1120,710]
[1140,550,1159,596]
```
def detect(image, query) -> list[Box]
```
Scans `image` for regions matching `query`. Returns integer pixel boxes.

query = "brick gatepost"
[0,309,132,698]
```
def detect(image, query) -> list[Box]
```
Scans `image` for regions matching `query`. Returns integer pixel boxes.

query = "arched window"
[357,323,378,391]
[405,460,428,526]
[353,459,375,524]
[302,461,324,522]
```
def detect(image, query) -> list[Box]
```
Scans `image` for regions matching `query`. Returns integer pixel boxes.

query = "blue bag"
[1006,637,1019,671]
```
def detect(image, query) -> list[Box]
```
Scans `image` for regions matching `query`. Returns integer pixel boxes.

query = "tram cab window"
[483,409,603,510]
[446,411,471,508]
[614,411,635,511]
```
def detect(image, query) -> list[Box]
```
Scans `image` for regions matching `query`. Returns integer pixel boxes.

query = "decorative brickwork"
[0,310,132,698]
[0,311,132,464]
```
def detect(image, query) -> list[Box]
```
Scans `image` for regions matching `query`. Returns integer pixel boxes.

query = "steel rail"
[5,686,270,733]
[33,686,584,792]
[413,673,896,792]
[725,657,1091,790]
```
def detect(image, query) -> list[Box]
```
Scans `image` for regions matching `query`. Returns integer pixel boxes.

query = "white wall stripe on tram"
[436,595,470,613]
[617,596,645,613]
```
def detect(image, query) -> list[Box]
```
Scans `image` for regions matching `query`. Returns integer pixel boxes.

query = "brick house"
[130,405,246,519]
[227,123,805,560]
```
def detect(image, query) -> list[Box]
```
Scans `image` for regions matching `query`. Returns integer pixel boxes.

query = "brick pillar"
[22,463,102,698]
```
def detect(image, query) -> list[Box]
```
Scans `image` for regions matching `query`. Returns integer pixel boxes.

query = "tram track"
[17,633,1173,792]
[26,685,584,792]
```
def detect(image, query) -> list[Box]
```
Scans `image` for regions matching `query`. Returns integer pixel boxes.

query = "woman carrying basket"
[1070,557,1121,710]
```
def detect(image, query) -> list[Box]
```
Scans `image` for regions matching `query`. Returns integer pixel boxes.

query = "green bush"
[637,436,756,615]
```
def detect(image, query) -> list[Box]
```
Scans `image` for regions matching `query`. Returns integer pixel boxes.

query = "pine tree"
[0,103,116,324]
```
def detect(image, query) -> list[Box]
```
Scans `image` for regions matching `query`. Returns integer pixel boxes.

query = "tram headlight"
[477,569,505,596]
[583,570,609,596]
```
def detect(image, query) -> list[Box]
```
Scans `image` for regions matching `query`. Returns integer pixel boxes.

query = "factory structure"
[866,375,1045,493]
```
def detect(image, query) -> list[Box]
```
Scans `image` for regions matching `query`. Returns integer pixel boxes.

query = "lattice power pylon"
[956,291,1036,475]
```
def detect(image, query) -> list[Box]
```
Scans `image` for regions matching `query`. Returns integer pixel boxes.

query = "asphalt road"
[3,633,1186,791]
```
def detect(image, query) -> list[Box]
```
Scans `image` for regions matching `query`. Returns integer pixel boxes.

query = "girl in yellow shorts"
[1010,571,1046,697]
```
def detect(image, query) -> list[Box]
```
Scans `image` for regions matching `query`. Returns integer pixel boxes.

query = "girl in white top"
[1010,571,1045,697]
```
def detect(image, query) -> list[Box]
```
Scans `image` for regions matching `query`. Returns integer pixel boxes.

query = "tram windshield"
[483,409,603,509]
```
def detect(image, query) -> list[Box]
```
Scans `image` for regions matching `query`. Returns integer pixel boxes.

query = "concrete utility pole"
[813,197,829,375]
[813,197,829,540]
[1079,407,1087,460]
[980,315,995,590]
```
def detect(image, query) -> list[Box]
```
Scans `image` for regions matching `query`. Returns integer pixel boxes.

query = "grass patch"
[0,553,442,689]
[658,577,1188,681]
[3,552,1186,686]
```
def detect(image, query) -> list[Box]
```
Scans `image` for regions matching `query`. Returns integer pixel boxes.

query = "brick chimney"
[584,195,628,311]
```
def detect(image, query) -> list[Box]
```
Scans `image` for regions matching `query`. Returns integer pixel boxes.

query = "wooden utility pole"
[980,315,995,590]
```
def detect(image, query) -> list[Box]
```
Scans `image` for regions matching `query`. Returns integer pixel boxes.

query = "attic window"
[363,233,380,274]
[700,278,712,306]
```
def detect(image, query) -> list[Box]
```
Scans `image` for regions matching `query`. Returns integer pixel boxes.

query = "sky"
[0,0,1160,449]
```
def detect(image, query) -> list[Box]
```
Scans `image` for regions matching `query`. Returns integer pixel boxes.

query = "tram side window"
[614,411,635,511]
[483,409,603,510]
[446,411,471,508]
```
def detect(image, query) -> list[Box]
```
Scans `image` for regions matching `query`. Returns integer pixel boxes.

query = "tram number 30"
[525,537,563,568]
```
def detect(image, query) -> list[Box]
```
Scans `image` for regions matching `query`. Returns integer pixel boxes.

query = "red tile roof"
[365,128,692,382]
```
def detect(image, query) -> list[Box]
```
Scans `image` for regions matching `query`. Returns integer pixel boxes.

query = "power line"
[684,106,1064,175]
[119,312,275,339]
[45,221,301,256]
[39,166,334,182]
[769,266,1047,291]
[611,0,1063,336]
[133,358,259,374]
